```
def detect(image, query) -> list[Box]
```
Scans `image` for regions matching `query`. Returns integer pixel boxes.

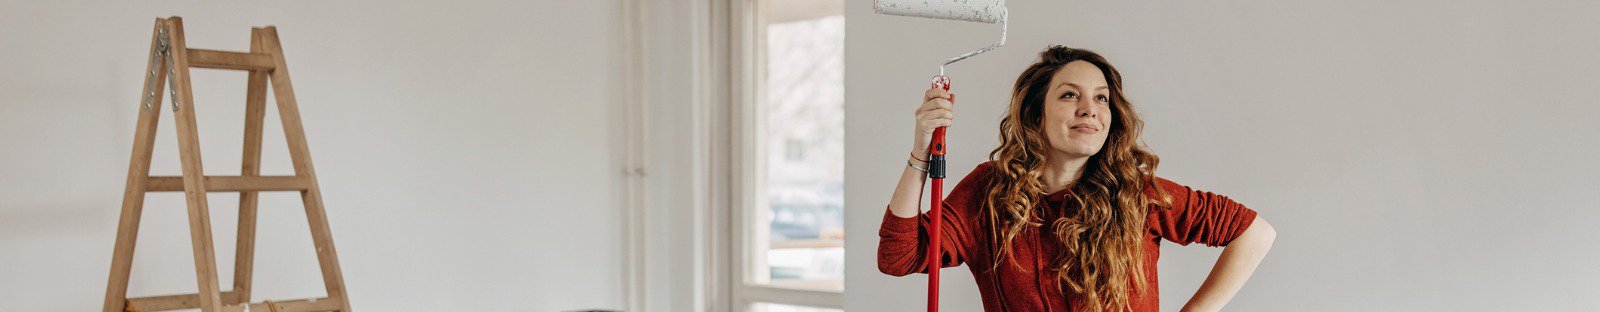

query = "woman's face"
[1041,61,1114,159]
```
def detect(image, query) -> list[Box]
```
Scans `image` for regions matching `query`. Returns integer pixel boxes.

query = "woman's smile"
[1068,121,1101,134]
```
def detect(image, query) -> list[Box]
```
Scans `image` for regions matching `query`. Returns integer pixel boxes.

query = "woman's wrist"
[908,150,928,163]
[905,150,930,174]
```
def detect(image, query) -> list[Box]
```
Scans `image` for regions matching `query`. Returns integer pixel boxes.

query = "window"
[734,0,845,310]
[759,0,844,291]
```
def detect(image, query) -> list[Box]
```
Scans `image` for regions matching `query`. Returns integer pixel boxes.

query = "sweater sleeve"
[876,162,993,276]
[1148,177,1258,247]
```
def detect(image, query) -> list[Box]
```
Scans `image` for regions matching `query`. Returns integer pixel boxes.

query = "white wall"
[845,0,1600,311]
[639,0,715,310]
[0,1,629,311]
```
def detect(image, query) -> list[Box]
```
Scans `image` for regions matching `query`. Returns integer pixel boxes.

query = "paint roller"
[873,1,1006,311]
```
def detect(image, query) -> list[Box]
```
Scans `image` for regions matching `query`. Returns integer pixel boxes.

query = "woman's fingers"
[911,88,953,154]
[924,87,950,103]
[916,106,953,121]
[917,97,954,114]
[916,109,954,130]
[914,88,955,147]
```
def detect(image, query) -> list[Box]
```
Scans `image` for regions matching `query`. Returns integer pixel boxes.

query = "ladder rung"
[242,297,343,312]
[145,175,310,192]
[187,48,275,71]
[125,291,243,311]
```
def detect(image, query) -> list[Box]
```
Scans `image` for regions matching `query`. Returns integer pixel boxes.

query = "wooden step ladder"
[102,17,351,312]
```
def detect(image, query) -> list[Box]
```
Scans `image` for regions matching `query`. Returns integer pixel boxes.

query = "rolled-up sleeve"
[1148,177,1258,247]
[876,204,967,276]
[876,162,994,276]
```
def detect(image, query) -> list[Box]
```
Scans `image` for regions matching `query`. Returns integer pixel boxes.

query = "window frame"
[726,0,846,310]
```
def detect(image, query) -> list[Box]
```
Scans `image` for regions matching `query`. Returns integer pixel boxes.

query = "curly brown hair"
[984,45,1171,312]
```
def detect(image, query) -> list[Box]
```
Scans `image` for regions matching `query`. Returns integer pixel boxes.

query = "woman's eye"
[1061,92,1078,99]
[1095,95,1109,103]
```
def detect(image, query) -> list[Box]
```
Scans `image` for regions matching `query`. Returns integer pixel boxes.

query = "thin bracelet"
[909,151,927,162]
[907,159,929,173]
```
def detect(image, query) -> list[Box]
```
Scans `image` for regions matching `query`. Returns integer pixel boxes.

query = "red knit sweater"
[878,162,1257,312]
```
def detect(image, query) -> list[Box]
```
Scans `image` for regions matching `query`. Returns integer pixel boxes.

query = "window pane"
[751,302,843,312]
[757,0,844,291]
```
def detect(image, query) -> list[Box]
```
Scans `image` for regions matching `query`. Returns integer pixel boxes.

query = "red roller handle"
[926,75,950,312]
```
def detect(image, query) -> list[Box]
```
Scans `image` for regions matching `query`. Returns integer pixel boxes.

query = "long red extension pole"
[926,76,951,312]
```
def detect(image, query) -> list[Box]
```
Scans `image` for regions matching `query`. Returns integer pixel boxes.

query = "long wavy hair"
[984,46,1171,312]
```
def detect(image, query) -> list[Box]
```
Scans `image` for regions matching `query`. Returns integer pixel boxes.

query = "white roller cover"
[873,0,1006,24]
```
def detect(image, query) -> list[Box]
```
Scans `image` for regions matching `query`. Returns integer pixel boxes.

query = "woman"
[879,46,1277,312]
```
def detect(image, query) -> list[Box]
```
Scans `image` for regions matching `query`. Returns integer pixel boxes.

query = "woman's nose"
[1074,100,1097,118]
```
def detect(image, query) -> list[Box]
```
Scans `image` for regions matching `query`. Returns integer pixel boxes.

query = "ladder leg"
[103,17,172,312]
[232,28,271,303]
[166,17,227,312]
[260,26,353,311]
